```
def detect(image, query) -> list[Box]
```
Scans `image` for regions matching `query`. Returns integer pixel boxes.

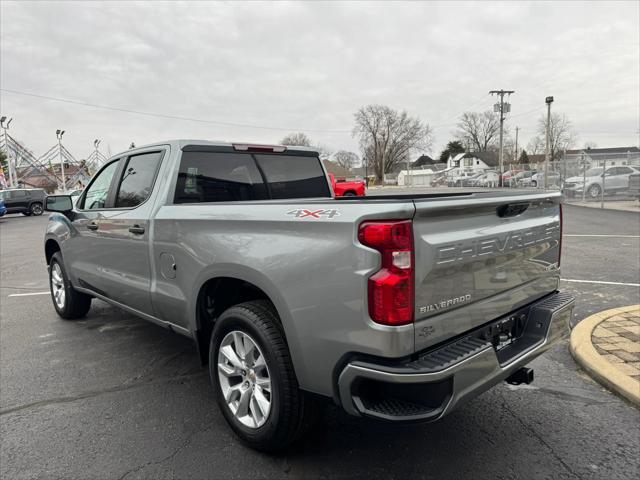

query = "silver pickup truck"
[44,140,574,451]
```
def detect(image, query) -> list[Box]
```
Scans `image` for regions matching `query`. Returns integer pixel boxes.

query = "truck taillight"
[358,220,414,326]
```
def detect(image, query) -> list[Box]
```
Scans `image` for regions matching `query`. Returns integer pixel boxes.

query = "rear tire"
[210,300,321,452]
[49,252,92,319]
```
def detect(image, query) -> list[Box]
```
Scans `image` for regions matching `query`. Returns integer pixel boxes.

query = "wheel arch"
[45,238,61,265]
[192,269,295,368]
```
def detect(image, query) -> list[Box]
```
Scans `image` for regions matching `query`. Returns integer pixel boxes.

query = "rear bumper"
[337,291,574,422]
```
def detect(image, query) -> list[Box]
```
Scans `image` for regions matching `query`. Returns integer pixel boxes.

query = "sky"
[1,0,638,163]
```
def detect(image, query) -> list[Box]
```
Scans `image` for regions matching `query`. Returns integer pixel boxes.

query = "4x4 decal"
[286,209,340,219]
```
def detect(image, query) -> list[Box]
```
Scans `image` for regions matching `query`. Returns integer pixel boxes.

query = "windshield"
[584,168,603,176]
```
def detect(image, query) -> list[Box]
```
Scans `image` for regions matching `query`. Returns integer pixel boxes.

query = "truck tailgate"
[412,191,562,352]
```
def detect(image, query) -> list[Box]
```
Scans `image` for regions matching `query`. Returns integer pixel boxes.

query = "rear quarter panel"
[151,199,416,396]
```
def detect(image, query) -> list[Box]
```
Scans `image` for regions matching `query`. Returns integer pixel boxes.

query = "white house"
[447,152,499,172]
[562,147,640,168]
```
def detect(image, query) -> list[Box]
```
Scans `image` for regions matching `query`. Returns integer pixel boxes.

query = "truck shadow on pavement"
[7,300,628,480]
[51,303,597,479]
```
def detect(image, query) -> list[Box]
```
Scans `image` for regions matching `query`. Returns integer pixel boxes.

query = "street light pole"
[1,116,16,187]
[544,96,554,189]
[56,129,66,192]
[93,139,101,172]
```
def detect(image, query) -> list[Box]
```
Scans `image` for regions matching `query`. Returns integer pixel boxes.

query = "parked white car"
[563,166,640,198]
[531,171,561,188]
[515,170,536,187]
[447,170,478,187]
[474,170,500,187]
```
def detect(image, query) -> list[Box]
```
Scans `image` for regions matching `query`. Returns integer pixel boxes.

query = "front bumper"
[337,291,574,422]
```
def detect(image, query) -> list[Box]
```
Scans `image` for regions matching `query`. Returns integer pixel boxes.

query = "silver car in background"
[563,166,640,199]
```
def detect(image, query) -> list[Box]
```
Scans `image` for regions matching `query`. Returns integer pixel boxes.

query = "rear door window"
[174,152,268,203]
[253,154,331,199]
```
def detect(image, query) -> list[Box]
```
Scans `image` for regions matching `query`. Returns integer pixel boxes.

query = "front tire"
[588,184,602,199]
[210,300,320,452]
[49,252,92,319]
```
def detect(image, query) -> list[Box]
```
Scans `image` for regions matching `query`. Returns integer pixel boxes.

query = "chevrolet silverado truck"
[43,140,574,451]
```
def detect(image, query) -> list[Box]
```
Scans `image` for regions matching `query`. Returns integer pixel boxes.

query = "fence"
[384,152,640,206]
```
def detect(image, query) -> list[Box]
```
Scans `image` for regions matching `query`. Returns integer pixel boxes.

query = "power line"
[0,88,352,134]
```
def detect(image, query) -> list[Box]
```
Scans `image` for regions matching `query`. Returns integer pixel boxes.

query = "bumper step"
[338,291,575,422]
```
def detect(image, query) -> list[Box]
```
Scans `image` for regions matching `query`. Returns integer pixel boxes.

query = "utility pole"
[56,129,66,192]
[514,126,519,163]
[489,89,515,187]
[544,97,554,189]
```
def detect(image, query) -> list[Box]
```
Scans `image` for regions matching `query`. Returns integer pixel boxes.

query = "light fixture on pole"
[544,96,554,190]
[56,129,67,192]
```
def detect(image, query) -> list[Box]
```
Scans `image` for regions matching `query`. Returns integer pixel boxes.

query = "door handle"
[87,222,99,231]
[129,225,145,235]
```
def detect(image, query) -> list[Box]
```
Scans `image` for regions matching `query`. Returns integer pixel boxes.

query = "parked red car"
[329,173,366,197]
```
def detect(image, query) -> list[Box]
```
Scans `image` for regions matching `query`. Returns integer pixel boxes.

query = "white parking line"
[564,234,639,238]
[561,279,640,287]
[7,291,50,297]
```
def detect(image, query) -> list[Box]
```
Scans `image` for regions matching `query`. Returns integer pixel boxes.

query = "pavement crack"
[500,397,581,479]
[0,372,205,416]
[118,424,214,480]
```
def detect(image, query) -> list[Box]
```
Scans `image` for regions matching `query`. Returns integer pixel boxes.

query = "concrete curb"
[570,305,640,406]
[563,200,640,213]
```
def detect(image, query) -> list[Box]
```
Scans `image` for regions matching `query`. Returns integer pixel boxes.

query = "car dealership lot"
[1,206,639,480]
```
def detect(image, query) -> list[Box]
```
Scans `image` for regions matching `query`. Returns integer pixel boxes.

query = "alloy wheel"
[51,263,66,309]
[217,330,272,428]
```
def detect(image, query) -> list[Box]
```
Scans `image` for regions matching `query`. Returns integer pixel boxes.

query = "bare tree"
[527,136,545,155]
[455,111,500,152]
[353,104,433,181]
[531,113,577,161]
[315,143,333,160]
[583,141,598,150]
[333,150,359,170]
[280,132,312,146]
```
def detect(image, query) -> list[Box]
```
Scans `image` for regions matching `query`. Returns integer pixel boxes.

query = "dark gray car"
[43,140,574,451]
[0,188,47,216]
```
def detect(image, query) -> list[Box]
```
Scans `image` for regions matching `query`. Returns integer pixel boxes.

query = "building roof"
[462,151,499,167]
[565,146,640,155]
[412,155,443,168]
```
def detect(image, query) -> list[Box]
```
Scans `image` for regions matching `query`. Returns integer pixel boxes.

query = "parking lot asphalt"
[1,205,639,480]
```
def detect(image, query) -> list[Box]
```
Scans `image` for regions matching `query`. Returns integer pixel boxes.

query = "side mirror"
[45,195,73,212]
